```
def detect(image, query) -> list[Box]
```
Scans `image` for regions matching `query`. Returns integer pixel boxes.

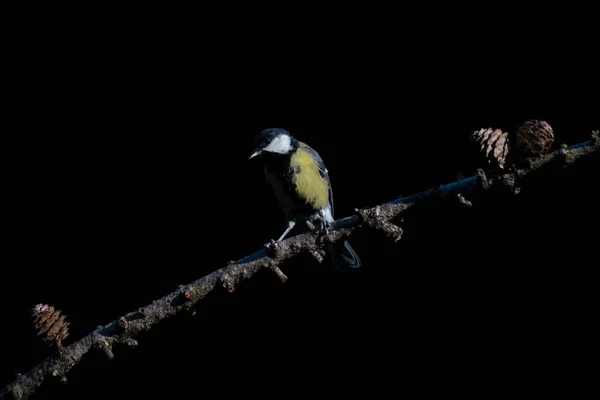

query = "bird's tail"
[326,240,362,272]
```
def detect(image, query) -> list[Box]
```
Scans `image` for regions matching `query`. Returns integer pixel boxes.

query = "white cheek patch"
[264,134,291,154]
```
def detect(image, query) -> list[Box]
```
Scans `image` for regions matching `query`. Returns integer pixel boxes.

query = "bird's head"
[249,128,295,159]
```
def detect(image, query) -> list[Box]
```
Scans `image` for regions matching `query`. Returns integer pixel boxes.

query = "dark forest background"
[2,17,599,399]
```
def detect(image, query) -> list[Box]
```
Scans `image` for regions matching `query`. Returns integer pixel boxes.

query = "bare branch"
[2,136,598,400]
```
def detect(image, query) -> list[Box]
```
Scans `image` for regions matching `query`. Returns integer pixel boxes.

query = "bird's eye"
[265,137,272,144]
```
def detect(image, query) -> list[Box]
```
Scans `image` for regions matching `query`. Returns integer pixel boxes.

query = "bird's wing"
[299,142,334,217]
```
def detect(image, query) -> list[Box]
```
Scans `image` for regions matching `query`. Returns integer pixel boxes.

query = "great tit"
[249,128,361,271]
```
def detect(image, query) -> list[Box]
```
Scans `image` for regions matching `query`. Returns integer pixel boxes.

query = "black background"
[2,17,599,399]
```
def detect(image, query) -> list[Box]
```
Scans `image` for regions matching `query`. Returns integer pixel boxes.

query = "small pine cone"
[515,119,554,159]
[471,127,510,169]
[32,303,70,349]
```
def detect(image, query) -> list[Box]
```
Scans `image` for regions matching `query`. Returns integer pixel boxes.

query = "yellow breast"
[290,147,329,209]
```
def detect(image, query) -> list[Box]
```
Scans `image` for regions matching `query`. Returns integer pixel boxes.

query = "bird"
[248,127,361,271]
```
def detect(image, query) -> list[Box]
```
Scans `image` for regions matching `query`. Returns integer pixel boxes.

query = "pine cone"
[32,303,70,349]
[514,119,554,159]
[470,127,510,169]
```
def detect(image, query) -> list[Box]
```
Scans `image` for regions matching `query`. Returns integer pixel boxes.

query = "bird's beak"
[249,151,261,160]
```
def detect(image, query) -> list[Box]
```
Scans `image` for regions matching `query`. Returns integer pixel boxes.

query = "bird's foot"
[264,239,282,257]
[319,220,332,236]
[317,209,332,236]
[306,219,330,236]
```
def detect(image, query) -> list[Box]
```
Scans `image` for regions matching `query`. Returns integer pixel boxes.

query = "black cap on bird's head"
[249,128,296,159]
